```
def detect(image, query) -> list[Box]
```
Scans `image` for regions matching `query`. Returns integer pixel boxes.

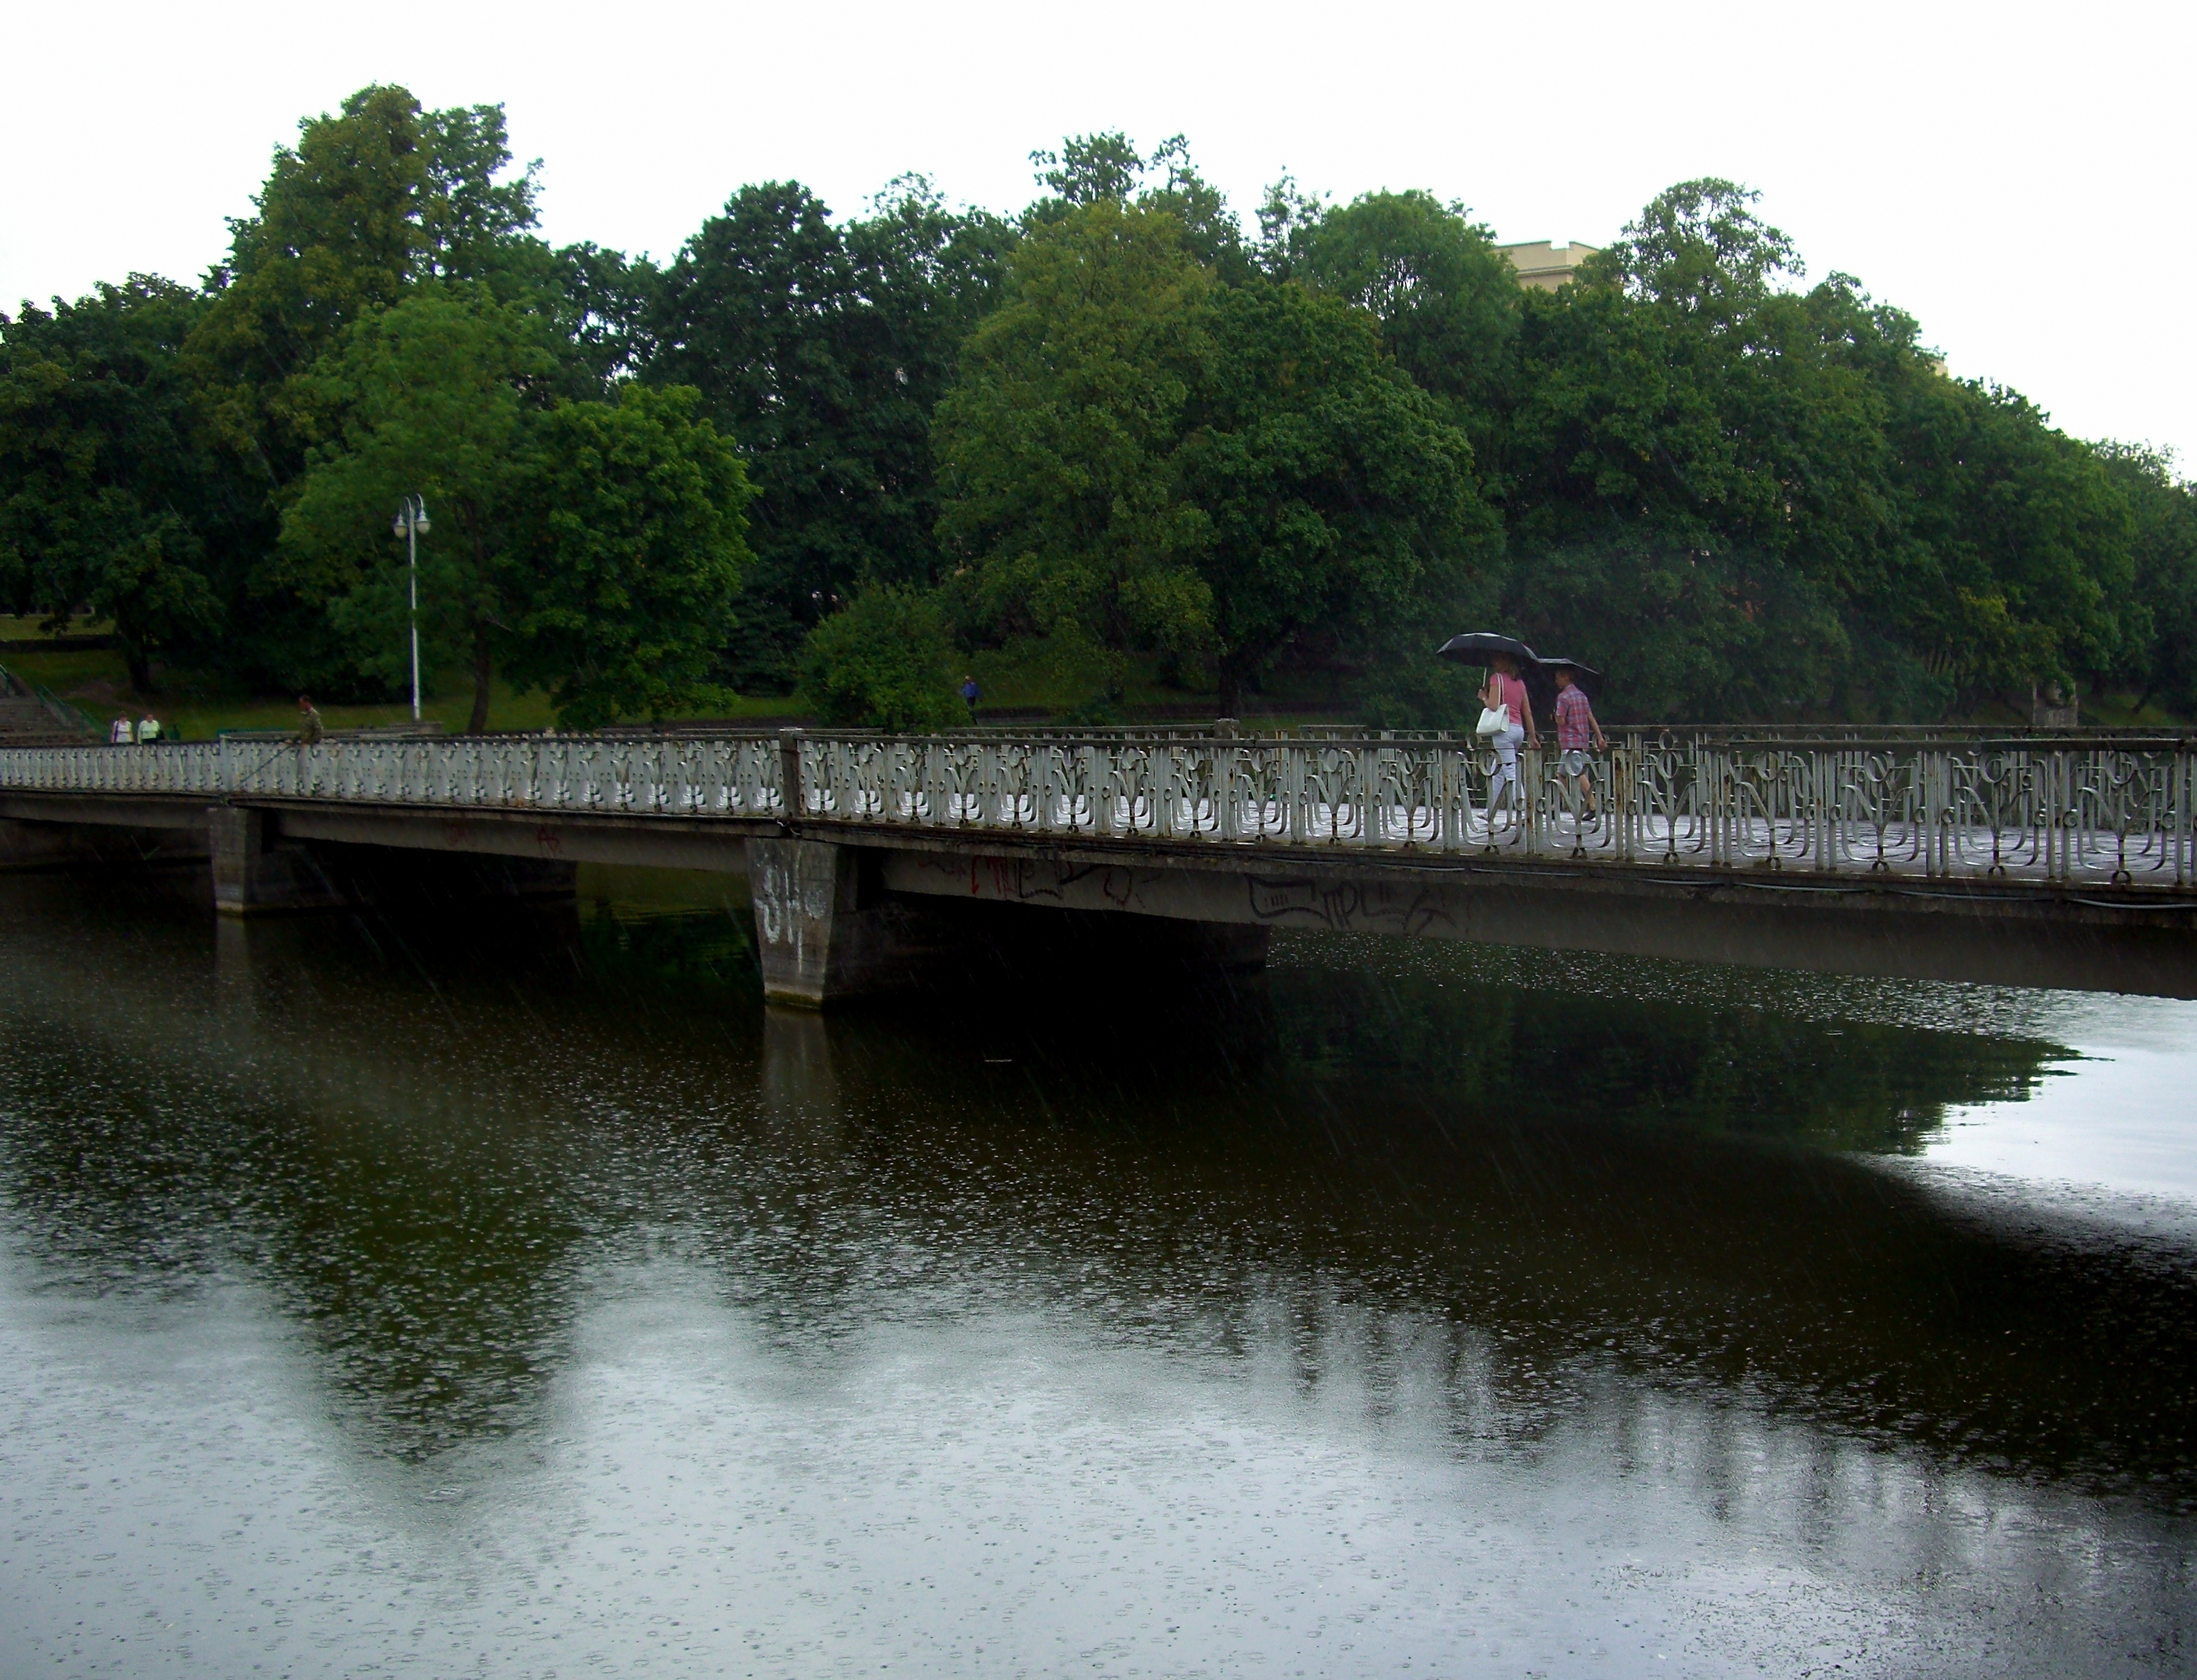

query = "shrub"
[796,586,966,731]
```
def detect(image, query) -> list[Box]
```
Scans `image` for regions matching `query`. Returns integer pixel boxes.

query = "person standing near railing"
[297,694,324,746]
[1552,667,1607,825]
[1480,654,1538,828]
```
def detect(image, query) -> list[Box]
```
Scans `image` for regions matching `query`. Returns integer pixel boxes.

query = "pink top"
[1490,672,1529,716]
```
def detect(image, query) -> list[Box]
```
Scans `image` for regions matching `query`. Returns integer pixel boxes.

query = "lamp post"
[390,497,430,721]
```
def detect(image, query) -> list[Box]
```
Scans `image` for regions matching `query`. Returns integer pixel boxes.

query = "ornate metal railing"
[0,735,787,820]
[0,730,2190,889]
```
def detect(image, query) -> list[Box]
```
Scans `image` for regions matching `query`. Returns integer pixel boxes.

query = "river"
[1,866,2191,1676]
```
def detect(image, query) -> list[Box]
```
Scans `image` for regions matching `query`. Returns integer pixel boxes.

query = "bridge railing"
[0,735,789,819]
[794,732,2194,889]
[0,730,2190,890]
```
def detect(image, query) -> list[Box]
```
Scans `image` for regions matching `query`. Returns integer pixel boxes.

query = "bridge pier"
[747,836,1274,1006]
[211,807,346,916]
[746,837,946,1008]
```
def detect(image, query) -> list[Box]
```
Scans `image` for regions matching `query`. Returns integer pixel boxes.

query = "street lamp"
[390,497,430,721]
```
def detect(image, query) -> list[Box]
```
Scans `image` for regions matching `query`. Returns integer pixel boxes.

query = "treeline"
[5,90,2193,728]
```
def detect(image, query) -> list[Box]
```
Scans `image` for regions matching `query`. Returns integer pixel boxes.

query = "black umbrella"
[1435,631,1539,667]
[1537,656,1603,699]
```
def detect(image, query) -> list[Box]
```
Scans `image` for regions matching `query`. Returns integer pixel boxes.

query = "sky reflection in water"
[0,868,2191,1676]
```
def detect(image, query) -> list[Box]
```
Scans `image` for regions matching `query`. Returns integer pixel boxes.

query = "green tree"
[1280,190,1522,457]
[548,241,660,394]
[188,86,550,692]
[936,204,1496,716]
[796,586,965,730]
[1497,177,2147,717]
[1027,132,1250,281]
[1879,373,2137,705]
[1177,281,1497,713]
[279,288,552,730]
[0,278,229,690]
[2099,445,2197,714]
[506,384,752,729]
[191,87,540,463]
[645,177,1012,691]
[284,290,751,731]
[1502,183,1911,715]
[934,200,1216,706]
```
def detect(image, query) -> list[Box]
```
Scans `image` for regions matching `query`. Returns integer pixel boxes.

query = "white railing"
[1,730,2191,889]
[0,735,787,820]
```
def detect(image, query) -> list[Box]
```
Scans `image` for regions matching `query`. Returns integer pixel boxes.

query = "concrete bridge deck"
[2,729,2192,1001]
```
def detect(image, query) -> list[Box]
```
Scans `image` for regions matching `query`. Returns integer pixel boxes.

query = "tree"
[1502,182,1910,716]
[190,87,539,464]
[506,384,753,729]
[645,177,1012,690]
[1280,190,1522,457]
[796,586,965,731]
[279,288,553,730]
[936,204,1497,716]
[546,242,660,396]
[187,86,550,692]
[1508,535,1850,721]
[1176,281,1497,713]
[0,278,227,690]
[2099,445,2197,714]
[934,200,1216,706]
[1027,132,1250,281]
[1882,375,2137,703]
[284,290,751,731]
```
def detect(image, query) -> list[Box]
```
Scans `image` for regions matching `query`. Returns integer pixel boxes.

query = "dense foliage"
[794,585,965,731]
[4,97,2190,728]
[2,85,749,727]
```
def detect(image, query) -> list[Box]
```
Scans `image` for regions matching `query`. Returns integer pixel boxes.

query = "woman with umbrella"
[1437,632,1539,830]
[1482,652,1539,826]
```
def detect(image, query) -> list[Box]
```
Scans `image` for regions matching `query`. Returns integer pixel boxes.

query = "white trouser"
[1487,723,1526,814]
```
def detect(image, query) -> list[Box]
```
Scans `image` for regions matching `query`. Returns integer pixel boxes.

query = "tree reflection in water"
[5,868,2181,1505]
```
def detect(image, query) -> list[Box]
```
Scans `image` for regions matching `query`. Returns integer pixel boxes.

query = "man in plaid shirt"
[1552,668,1606,821]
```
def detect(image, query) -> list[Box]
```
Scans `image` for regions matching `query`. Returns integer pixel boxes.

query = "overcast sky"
[6,1,2190,465]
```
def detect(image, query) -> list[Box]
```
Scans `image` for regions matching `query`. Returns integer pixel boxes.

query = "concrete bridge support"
[746,837,949,1008]
[211,807,347,916]
[746,836,1273,1007]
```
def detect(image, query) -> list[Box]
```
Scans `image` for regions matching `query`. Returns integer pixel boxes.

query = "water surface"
[1,868,2192,1675]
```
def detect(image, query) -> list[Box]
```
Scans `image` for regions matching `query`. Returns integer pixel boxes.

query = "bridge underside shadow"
[3,805,2191,1002]
[784,839,2197,1004]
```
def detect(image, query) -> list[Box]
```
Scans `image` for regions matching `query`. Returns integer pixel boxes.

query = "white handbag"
[1474,703,1510,738]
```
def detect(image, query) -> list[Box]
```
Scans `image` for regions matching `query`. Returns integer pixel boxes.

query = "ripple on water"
[0,872,2191,1676]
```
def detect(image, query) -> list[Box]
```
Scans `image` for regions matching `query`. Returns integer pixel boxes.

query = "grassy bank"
[0,644,809,737]
[1,636,2183,737]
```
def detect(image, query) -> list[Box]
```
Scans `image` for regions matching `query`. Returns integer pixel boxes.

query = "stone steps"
[0,695,91,746]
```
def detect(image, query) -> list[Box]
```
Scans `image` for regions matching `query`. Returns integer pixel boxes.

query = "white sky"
[6,1,2191,466]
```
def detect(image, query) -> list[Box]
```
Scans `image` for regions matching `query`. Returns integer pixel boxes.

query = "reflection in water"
[0,868,2192,1674]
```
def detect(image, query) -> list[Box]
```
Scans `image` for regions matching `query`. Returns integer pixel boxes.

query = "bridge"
[2,727,2193,1001]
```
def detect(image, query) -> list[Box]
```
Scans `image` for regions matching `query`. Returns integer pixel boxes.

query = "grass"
[3,639,2181,738]
[0,613,114,642]
[0,645,809,739]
